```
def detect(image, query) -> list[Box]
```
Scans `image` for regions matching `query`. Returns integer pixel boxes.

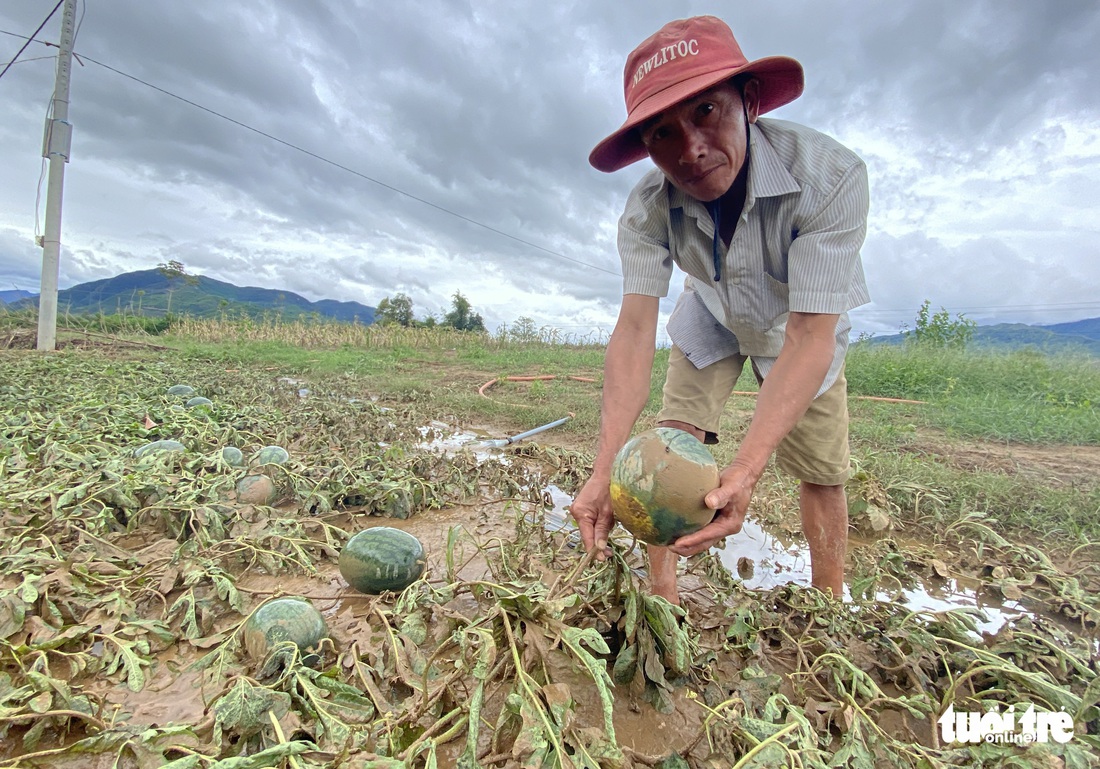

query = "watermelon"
[242,598,327,660]
[221,446,246,467]
[609,427,719,546]
[236,474,276,505]
[339,527,426,594]
[134,439,186,458]
[167,384,195,397]
[255,445,290,466]
[186,396,214,409]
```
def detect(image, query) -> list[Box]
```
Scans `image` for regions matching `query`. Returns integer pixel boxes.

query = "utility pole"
[36,0,78,351]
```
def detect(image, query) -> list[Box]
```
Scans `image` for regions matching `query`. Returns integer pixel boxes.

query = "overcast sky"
[1,1,1098,340]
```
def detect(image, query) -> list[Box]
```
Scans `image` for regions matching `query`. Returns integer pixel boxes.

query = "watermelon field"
[1,318,1099,768]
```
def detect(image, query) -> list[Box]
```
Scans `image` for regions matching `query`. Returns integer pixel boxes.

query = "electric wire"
[0,25,621,278]
[0,0,62,82]
[76,54,621,277]
[0,54,56,67]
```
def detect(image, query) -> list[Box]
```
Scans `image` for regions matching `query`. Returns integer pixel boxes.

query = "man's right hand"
[569,475,615,560]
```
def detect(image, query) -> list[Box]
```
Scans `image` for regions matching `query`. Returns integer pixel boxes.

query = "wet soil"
[903,431,1100,489]
[3,343,1097,767]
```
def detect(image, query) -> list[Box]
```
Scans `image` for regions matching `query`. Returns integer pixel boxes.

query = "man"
[571,16,870,602]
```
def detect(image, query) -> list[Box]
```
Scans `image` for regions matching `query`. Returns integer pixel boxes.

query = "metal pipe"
[477,415,571,448]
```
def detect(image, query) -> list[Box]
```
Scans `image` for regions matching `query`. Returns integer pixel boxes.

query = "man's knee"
[800,480,847,503]
[657,419,706,443]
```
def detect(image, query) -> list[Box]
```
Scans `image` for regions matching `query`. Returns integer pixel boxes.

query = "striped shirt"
[617,117,871,396]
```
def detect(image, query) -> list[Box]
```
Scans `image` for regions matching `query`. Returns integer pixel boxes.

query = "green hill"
[0,290,33,304]
[868,321,1100,356]
[11,269,376,324]
[1040,317,1100,341]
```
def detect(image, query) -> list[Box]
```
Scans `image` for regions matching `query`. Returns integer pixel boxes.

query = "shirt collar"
[747,121,802,198]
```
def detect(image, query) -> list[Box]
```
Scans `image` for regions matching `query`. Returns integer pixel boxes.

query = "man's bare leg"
[799,481,847,596]
[647,420,707,604]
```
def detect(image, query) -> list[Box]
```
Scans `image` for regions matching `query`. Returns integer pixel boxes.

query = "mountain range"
[2,269,376,325]
[0,289,33,304]
[867,317,1100,356]
[2,270,1097,355]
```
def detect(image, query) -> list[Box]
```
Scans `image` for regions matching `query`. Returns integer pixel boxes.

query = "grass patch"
[848,342,1100,444]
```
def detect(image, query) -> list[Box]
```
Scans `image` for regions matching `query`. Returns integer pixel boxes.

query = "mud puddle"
[413,425,1051,639]
[416,421,507,462]
[534,482,1036,636]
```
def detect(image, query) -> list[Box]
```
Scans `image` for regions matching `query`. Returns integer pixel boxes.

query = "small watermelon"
[255,445,290,466]
[242,598,327,660]
[609,427,719,546]
[339,527,426,594]
[134,439,186,458]
[166,384,195,397]
[221,446,246,467]
[186,396,214,409]
[236,474,276,505]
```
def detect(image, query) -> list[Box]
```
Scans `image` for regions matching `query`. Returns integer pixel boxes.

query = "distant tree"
[442,291,485,332]
[157,260,188,280]
[506,316,539,343]
[157,260,199,315]
[903,299,975,349]
[375,293,415,327]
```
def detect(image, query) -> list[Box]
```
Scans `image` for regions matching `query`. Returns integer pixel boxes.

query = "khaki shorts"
[657,345,850,486]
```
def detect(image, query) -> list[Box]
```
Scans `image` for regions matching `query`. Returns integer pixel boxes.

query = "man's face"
[639,80,760,202]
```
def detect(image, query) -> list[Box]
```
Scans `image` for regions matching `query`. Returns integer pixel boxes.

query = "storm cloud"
[1,0,1097,337]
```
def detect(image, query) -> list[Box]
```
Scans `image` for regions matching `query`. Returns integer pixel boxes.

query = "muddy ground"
[0,344,1097,767]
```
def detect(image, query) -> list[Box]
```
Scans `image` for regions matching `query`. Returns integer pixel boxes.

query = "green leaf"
[206,741,315,769]
[292,666,375,750]
[29,624,92,652]
[1075,669,1100,722]
[623,589,639,640]
[457,680,485,769]
[213,678,290,740]
[725,605,757,647]
[561,626,618,747]
[0,595,27,640]
[445,525,461,583]
[510,687,552,767]
[22,716,49,751]
[398,611,428,646]
[738,665,783,715]
[18,575,40,604]
[101,633,152,692]
[828,717,876,768]
[612,643,638,686]
[460,626,496,680]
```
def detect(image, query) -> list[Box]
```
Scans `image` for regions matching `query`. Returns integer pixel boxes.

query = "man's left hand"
[668,462,758,556]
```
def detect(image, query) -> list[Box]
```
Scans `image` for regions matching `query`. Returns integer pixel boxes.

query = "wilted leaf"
[213,678,290,740]
[612,643,638,686]
[205,741,315,769]
[866,505,892,532]
[0,595,27,640]
[398,611,428,646]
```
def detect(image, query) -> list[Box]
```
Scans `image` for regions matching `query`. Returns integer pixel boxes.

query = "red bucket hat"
[589,16,804,173]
